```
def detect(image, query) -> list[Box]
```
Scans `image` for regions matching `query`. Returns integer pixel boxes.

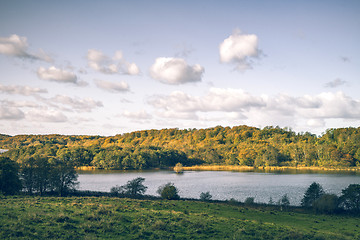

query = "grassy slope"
[1,196,359,239]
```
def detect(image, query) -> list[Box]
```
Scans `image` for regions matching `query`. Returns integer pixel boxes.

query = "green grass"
[1,195,359,239]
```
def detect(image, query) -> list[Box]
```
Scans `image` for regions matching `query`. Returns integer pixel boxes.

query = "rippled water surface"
[78,169,360,205]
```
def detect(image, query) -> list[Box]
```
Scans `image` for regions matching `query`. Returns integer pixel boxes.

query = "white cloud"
[324,78,347,88]
[219,29,260,70]
[0,84,48,96]
[149,57,204,85]
[37,66,78,84]
[27,109,68,122]
[0,106,25,120]
[94,79,130,93]
[123,110,152,120]
[87,49,140,75]
[50,95,103,112]
[0,34,52,62]
[148,88,360,128]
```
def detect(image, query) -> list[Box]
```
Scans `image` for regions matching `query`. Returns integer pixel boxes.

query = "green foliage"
[301,182,325,207]
[20,156,78,196]
[199,191,212,201]
[157,182,180,200]
[339,184,360,212]
[0,157,22,195]
[111,177,147,196]
[280,194,290,209]
[244,197,255,206]
[1,126,360,169]
[313,194,339,214]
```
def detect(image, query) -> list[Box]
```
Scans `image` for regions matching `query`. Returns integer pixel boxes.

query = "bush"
[279,194,290,210]
[111,177,147,197]
[157,182,180,200]
[313,194,339,214]
[244,197,255,206]
[200,191,212,201]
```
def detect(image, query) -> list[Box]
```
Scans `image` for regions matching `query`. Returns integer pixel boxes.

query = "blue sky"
[1,0,359,136]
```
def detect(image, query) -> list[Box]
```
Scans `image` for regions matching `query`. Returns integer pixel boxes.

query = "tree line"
[0,156,77,196]
[1,125,360,169]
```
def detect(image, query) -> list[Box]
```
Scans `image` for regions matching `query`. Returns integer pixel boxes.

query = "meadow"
[1,195,359,239]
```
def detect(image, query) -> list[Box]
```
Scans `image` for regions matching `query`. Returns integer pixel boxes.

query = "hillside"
[1,125,360,169]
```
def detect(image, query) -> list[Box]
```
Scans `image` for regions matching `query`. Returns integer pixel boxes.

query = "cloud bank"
[148,88,360,127]
[150,57,204,85]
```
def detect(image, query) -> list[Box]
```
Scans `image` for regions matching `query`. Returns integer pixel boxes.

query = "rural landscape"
[1,125,360,239]
[1,0,360,239]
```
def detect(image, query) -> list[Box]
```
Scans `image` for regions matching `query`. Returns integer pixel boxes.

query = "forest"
[1,125,360,170]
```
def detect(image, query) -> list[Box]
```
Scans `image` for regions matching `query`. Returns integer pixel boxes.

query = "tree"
[301,182,324,207]
[200,191,212,201]
[174,162,184,173]
[111,177,147,196]
[339,184,360,212]
[0,157,22,195]
[157,182,180,200]
[49,157,78,196]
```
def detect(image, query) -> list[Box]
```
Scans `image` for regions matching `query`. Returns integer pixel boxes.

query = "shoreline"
[182,165,360,172]
[76,165,360,172]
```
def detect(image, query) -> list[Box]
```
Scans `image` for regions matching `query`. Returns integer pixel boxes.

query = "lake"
[77,169,360,206]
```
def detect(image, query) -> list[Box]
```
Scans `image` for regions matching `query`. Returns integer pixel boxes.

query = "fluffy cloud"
[0,106,25,120]
[324,78,347,88]
[94,79,130,93]
[50,95,103,112]
[148,88,360,125]
[27,109,68,122]
[150,57,204,85]
[0,84,47,96]
[37,66,79,84]
[123,110,152,120]
[87,49,140,75]
[219,29,260,70]
[0,34,52,62]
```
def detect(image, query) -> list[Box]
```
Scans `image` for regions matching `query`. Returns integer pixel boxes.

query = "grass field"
[1,195,359,239]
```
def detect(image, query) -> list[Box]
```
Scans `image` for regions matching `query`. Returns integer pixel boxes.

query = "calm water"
[77,170,360,206]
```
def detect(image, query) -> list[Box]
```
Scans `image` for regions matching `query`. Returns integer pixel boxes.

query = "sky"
[0,0,359,136]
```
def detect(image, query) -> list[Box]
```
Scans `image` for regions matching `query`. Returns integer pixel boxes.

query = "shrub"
[157,182,180,200]
[111,177,147,197]
[313,194,339,214]
[279,194,290,210]
[200,191,212,201]
[244,197,255,206]
[173,163,184,173]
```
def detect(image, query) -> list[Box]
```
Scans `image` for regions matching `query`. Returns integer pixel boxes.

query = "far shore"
[183,165,360,172]
[76,165,360,172]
